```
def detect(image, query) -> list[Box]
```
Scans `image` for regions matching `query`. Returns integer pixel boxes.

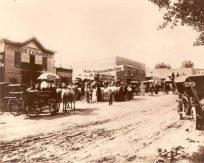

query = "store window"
[42,57,47,70]
[14,52,21,66]
[30,55,35,64]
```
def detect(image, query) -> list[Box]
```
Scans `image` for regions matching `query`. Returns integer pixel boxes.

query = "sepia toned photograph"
[0,0,204,162]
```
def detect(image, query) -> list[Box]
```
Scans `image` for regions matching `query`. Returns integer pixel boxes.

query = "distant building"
[0,37,55,84]
[73,56,146,83]
[195,69,204,75]
[146,67,204,80]
[55,67,72,83]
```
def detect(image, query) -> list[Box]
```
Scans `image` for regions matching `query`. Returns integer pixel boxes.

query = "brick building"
[0,37,55,84]
[73,56,146,83]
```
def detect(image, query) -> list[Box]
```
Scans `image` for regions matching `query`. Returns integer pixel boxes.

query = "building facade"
[146,67,204,80]
[0,37,55,84]
[55,67,72,83]
[195,69,204,75]
[73,56,146,83]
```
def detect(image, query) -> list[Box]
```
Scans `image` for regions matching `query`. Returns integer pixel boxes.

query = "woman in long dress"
[92,87,97,102]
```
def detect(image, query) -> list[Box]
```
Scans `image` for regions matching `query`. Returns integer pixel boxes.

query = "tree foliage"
[181,60,194,68]
[149,0,204,45]
[155,62,171,69]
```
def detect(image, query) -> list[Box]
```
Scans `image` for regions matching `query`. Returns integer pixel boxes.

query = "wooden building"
[0,37,55,84]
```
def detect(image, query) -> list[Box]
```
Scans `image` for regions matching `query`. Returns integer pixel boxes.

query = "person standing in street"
[108,84,113,105]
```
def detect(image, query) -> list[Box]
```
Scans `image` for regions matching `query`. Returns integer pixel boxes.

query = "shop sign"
[6,44,52,58]
[99,74,115,82]
[83,65,124,74]
[57,71,72,78]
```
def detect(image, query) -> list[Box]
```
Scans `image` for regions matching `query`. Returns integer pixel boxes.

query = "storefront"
[0,37,55,84]
[55,67,72,83]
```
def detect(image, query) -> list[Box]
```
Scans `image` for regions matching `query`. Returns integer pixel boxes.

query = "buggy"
[24,90,60,117]
[175,75,204,130]
[3,84,60,117]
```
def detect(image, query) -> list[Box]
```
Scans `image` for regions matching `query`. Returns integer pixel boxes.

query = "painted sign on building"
[6,43,52,59]
[83,65,124,74]
[56,71,72,78]
[99,74,115,82]
[75,65,123,81]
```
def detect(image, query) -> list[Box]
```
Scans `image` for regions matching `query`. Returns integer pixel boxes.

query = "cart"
[175,75,204,130]
[24,90,60,117]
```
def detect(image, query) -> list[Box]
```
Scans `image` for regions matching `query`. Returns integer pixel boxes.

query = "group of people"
[25,79,176,107]
[26,81,56,92]
[77,82,136,106]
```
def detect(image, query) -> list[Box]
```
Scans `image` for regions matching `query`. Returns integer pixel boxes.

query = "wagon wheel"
[34,102,43,115]
[26,101,40,118]
[49,99,58,115]
[8,99,21,116]
[56,102,60,112]
[192,107,201,130]
[17,99,25,114]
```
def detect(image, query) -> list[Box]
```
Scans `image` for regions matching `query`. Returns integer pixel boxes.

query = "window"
[42,57,47,70]
[14,52,21,66]
[30,55,35,64]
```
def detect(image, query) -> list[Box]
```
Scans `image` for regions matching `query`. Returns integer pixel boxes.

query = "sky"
[0,0,203,69]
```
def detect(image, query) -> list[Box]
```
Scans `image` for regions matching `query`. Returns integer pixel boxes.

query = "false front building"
[0,37,55,84]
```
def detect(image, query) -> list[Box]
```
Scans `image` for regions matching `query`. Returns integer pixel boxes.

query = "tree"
[181,60,194,68]
[155,62,171,69]
[149,0,204,45]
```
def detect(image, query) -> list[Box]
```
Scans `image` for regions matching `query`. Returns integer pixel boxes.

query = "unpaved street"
[0,94,204,162]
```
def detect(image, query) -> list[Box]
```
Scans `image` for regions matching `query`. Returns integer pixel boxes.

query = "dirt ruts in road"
[0,119,115,162]
[1,95,204,162]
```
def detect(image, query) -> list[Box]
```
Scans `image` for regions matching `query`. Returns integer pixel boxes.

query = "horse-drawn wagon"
[3,84,60,117]
[24,90,60,117]
[175,75,204,130]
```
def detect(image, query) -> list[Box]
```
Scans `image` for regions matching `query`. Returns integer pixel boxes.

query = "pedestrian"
[92,86,97,102]
[149,83,154,96]
[127,85,133,100]
[96,85,101,102]
[85,86,90,103]
[108,84,113,105]
[140,83,146,96]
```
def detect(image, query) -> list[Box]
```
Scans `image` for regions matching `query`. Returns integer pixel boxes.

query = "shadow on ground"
[24,108,98,120]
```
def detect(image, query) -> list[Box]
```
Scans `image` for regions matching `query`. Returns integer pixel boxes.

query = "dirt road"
[0,94,204,162]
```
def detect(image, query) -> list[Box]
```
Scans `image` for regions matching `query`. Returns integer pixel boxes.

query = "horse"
[61,85,78,111]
